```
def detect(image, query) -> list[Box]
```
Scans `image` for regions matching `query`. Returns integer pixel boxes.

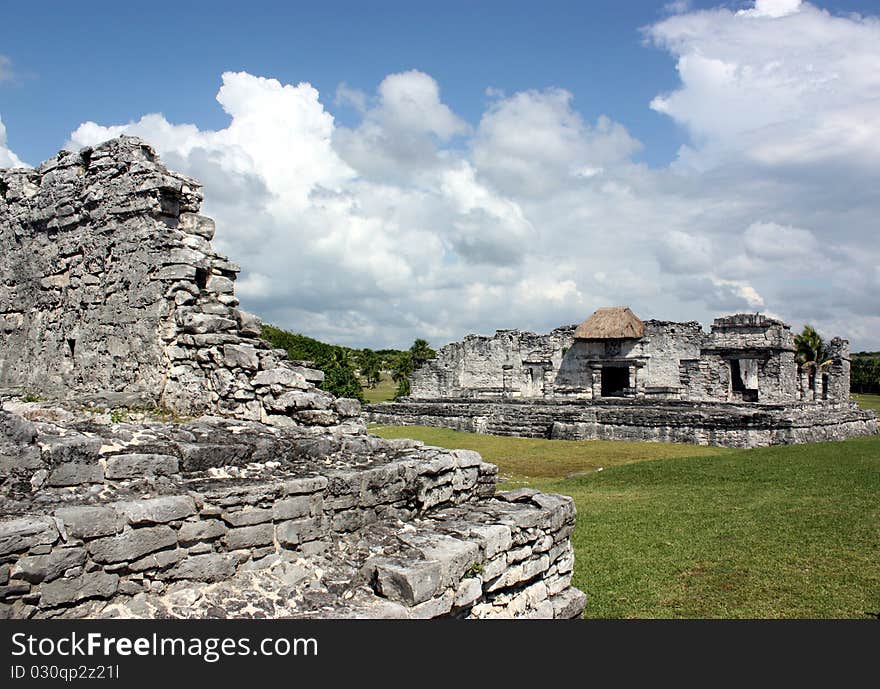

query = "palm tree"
[795,325,833,396]
[391,352,414,398]
[358,349,381,389]
[409,338,435,368]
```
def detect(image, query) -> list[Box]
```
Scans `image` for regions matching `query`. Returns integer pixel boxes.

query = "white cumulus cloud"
[0,0,874,350]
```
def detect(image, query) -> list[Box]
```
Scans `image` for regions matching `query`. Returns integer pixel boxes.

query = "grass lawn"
[853,393,880,413]
[362,374,397,404]
[370,424,880,618]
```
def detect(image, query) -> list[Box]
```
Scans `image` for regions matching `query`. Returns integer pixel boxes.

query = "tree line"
[260,325,435,401]
[852,353,880,394]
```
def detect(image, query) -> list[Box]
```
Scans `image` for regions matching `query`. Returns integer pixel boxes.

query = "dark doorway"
[601,366,629,397]
[730,359,758,402]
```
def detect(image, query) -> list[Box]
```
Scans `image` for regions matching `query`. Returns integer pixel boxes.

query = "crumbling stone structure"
[0,137,348,429]
[368,308,877,448]
[0,138,586,619]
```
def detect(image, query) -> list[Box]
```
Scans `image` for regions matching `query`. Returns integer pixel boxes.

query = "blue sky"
[2,1,880,349]
[4,0,858,166]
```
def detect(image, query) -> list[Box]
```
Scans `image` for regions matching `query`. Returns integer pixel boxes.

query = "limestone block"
[334,398,361,417]
[166,553,237,582]
[273,494,323,521]
[54,505,121,540]
[206,274,234,295]
[40,572,119,608]
[177,520,226,546]
[221,508,274,527]
[0,517,59,556]
[180,312,236,334]
[126,547,187,573]
[113,496,196,525]
[179,212,215,239]
[224,524,274,550]
[11,547,87,584]
[453,576,483,609]
[48,463,104,486]
[275,517,326,547]
[88,526,178,564]
[222,344,259,371]
[104,453,178,479]
[370,559,444,606]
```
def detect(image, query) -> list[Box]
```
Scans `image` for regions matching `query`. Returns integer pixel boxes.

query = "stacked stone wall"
[0,404,583,619]
[0,138,349,429]
[367,398,877,448]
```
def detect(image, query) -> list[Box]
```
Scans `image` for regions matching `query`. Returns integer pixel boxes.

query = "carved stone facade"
[410,311,849,405]
[373,309,877,448]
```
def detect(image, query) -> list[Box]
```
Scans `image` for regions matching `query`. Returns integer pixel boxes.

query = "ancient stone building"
[0,138,586,619]
[369,307,877,448]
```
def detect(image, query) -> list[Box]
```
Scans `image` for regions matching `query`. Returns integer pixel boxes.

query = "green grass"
[369,424,730,479]
[371,425,880,618]
[853,393,880,413]
[362,374,397,404]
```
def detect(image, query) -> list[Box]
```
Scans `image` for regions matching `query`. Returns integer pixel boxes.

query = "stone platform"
[0,401,584,619]
[366,397,878,448]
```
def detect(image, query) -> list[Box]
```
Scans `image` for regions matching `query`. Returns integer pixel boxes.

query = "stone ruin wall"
[367,397,877,448]
[407,315,850,405]
[0,138,587,619]
[373,315,877,449]
[410,327,575,399]
[0,405,583,619]
[0,137,355,432]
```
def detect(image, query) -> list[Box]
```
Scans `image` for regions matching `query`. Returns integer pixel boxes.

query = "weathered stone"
[282,477,328,495]
[273,494,322,521]
[167,553,237,582]
[11,547,87,583]
[0,137,590,622]
[275,518,326,547]
[370,560,444,606]
[48,463,104,486]
[113,496,196,525]
[221,508,274,527]
[128,548,186,572]
[223,344,259,370]
[177,520,227,546]
[54,505,120,539]
[88,526,177,564]
[104,453,178,479]
[453,576,483,609]
[224,524,274,550]
[0,517,58,556]
[334,398,361,417]
[40,572,118,608]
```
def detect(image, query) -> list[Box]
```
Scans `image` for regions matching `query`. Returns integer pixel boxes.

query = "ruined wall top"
[0,136,360,431]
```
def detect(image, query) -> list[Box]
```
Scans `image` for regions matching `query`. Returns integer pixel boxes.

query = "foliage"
[372,425,880,618]
[357,349,382,389]
[259,325,438,403]
[409,338,436,367]
[261,324,364,402]
[851,353,880,394]
[391,351,415,398]
[794,324,832,373]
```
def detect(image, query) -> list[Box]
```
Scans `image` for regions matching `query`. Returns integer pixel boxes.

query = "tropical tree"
[391,352,415,398]
[409,338,436,367]
[794,325,833,392]
[358,348,381,389]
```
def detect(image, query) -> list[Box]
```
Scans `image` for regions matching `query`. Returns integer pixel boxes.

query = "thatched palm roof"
[574,307,645,340]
